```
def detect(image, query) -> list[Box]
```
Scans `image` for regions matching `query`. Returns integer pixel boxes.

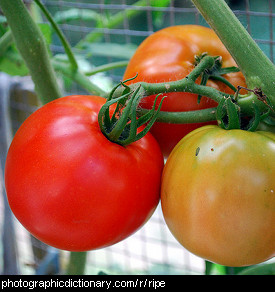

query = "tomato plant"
[161,125,275,267]
[5,95,164,251]
[123,25,247,157]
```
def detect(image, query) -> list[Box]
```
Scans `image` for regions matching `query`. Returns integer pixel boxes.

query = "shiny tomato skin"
[161,125,275,267]
[123,25,247,158]
[5,95,164,251]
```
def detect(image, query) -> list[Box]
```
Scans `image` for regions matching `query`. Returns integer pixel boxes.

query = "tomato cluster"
[4,25,275,267]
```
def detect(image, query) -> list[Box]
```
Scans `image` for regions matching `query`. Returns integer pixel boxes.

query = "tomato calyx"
[98,79,165,146]
[195,53,240,104]
[216,96,241,130]
[216,93,271,131]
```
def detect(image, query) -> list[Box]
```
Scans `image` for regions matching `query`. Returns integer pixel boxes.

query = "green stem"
[139,107,217,124]
[113,56,230,104]
[34,0,78,71]
[0,0,62,104]
[85,60,128,76]
[140,81,227,104]
[52,59,106,96]
[191,0,275,108]
[66,252,87,275]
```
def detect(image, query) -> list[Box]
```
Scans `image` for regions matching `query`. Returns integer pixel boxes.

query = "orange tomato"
[124,25,246,158]
[161,125,275,267]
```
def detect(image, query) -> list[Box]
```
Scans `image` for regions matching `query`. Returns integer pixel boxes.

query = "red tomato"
[5,95,163,251]
[123,25,247,158]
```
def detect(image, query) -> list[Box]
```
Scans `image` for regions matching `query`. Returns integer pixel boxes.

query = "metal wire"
[1,0,274,275]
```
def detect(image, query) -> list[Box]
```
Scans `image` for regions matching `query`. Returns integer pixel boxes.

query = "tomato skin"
[161,125,275,267]
[123,25,246,158]
[5,95,163,251]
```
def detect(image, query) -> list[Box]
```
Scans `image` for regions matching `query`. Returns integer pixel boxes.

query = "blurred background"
[0,0,274,275]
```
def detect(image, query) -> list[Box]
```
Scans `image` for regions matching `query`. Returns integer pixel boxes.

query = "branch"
[0,0,62,104]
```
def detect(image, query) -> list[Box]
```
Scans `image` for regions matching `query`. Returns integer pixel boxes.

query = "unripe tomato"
[124,25,247,158]
[161,125,275,266]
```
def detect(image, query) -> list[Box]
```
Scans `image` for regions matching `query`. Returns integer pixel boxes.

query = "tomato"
[161,125,275,267]
[123,25,247,158]
[5,95,163,251]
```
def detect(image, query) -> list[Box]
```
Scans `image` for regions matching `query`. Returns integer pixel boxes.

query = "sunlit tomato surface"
[5,95,164,251]
[123,25,247,158]
[161,125,275,267]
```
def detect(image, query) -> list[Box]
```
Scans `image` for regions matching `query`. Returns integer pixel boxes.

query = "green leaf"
[83,42,137,59]
[0,52,28,76]
[238,263,275,275]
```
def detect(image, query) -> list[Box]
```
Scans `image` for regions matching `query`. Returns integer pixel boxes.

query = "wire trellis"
[0,0,274,275]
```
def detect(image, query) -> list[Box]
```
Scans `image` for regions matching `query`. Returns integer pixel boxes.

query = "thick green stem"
[66,252,87,275]
[0,0,62,103]
[191,0,275,109]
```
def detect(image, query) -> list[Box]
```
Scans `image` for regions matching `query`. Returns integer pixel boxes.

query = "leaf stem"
[33,0,78,71]
[85,60,128,76]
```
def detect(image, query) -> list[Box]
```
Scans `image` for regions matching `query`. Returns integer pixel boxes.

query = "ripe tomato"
[123,25,247,158]
[5,95,163,251]
[161,125,275,267]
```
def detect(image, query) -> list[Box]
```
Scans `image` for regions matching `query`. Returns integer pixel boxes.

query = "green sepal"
[216,96,241,130]
[98,81,165,146]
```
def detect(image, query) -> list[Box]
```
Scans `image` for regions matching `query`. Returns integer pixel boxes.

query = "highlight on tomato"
[5,95,164,251]
[161,125,275,267]
[123,25,247,158]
